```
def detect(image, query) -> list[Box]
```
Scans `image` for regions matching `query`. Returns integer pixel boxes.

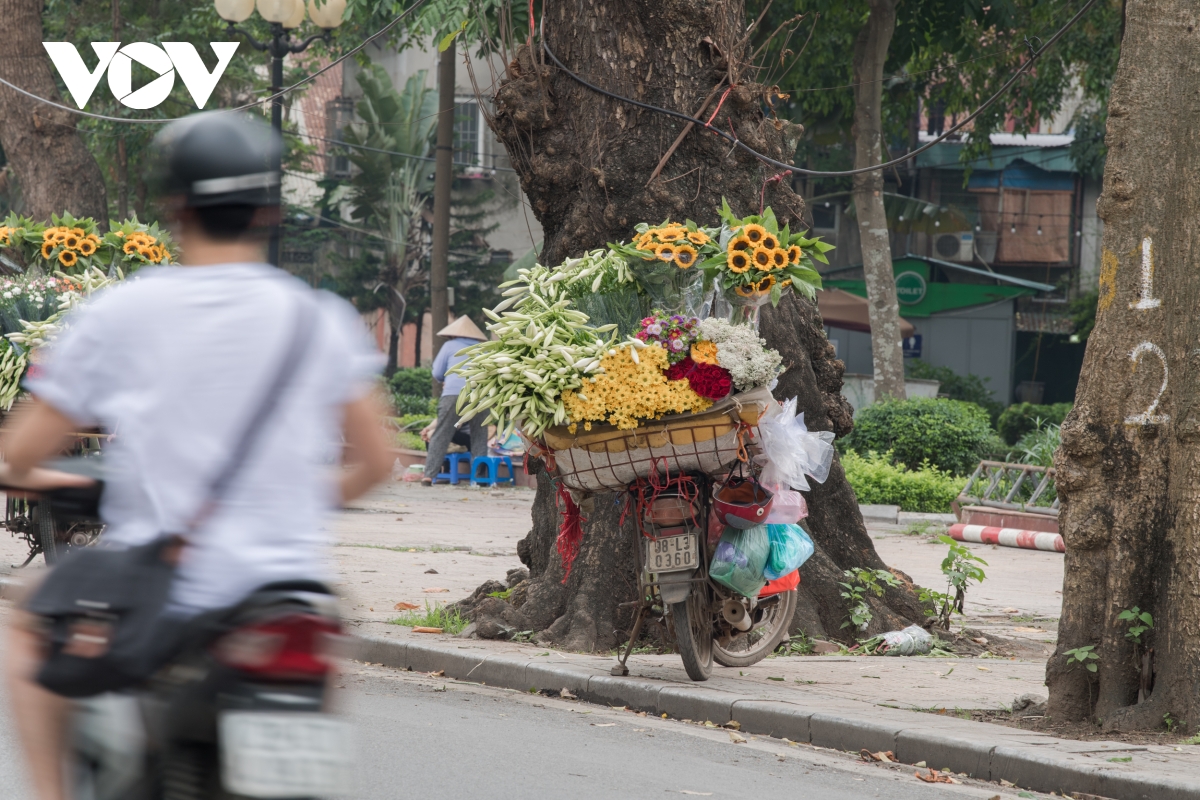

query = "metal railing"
[957,460,1058,517]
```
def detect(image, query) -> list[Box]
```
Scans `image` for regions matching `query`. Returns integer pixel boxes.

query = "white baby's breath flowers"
[696,318,784,392]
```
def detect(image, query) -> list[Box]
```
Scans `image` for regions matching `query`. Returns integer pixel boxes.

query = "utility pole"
[430,39,455,354]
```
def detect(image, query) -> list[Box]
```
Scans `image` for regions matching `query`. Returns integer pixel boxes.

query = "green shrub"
[996,402,1073,445]
[396,431,426,451]
[842,397,1003,476]
[389,367,433,398]
[905,359,1003,424]
[842,451,967,513]
[1008,422,1061,468]
[394,394,438,416]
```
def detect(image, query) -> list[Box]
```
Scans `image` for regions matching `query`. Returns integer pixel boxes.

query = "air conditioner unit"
[933,231,975,262]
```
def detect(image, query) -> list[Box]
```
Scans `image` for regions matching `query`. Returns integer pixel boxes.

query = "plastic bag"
[868,625,933,656]
[763,523,815,580]
[756,398,836,491]
[709,525,770,597]
[765,488,808,524]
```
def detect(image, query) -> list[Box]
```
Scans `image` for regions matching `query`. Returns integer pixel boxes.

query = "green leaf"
[1086,663,1097,672]
[438,20,468,52]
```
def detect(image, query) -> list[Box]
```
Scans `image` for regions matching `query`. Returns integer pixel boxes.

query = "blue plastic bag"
[709,525,770,597]
[763,523,815,580]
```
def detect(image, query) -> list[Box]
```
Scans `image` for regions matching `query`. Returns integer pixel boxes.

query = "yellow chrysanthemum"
[77,239,97,256]
[787,245,803,264]
[761,233,779,251]
[728,251,751,274]
[561,344,712,430]
[686,230,709,246]
[674,244,698,268]
[40,241,55,259]
[58,249,78,267]
[655,243,677,262]
[742,224,767,244]
[691,340,719,365]
[752,246,773,269]
[770,248,788,270]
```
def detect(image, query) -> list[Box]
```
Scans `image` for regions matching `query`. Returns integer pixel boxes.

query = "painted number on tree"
[1126,342,1170,426]
[1131,237,1161,310]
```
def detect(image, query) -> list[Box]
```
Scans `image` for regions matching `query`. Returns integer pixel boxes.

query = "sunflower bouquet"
[612,220,723,317]
[0,212,177,275]
[700,200,832,317]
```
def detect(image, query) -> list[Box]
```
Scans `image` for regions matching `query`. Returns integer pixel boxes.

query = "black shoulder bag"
[25,295,317,698]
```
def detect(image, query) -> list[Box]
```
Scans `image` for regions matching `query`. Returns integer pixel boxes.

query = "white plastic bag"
[756,398,836,491]
[765,487,808,524]
[872,625,933,656]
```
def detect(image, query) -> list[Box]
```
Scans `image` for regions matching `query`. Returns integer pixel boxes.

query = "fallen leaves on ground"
[422,588,450,593]
[729,731,747,744]
[1002,607,1019,613]
[859,749,895,763]
[591,723,616,727]
[424,568,439,574]
[413,626,443,634]
[724,721,741,730]
[394,601,420,611]
[914,769,959,784]
[560,688,577,700]
[977,666,992,671]
[429,670,445,677]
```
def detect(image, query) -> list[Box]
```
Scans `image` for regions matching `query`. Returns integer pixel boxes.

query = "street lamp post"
[214,0,346,267]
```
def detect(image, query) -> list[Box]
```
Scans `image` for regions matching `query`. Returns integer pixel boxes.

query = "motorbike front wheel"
[713,589,798,668]
[671,584,714,681]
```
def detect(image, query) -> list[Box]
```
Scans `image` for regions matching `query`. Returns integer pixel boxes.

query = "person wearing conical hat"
[422,316,489,486]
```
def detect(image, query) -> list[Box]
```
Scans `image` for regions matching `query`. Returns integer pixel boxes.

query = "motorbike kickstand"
[612,604,650,676]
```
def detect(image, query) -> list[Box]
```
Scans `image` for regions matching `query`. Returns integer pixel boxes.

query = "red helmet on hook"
[712,475,774,529]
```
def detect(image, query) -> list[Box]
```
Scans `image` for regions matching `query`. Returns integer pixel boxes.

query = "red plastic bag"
[759,569,800,597]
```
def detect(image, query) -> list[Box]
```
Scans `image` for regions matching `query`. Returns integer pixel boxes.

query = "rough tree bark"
[1049,0,1200,731]
[0,0,108,221]
[462,0,923,652]
[850,0,906,401]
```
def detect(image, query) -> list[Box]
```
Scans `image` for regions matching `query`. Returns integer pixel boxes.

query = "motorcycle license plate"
[220,711,354,798]
[644,533,698,573]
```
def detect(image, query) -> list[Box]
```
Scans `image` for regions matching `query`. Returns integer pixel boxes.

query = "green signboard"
[894,271,927,305]
[826,256,1033,317]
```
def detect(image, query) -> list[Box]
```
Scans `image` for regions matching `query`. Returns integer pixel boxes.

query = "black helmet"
[150,112,282,208]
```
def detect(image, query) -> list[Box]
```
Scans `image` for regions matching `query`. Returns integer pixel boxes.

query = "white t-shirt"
[27,263,383,611]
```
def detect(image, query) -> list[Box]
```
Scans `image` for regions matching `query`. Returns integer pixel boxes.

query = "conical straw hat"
[437,315,487,340]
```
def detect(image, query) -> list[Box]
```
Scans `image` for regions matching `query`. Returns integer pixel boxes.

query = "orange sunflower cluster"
[562,343,713,431]
[41,226,101,269]
[725,223,804,275]
[634,224,710,269]
[0,226,13,247]
[115,230,169,264]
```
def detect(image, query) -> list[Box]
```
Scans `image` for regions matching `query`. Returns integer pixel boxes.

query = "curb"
[352,635,1200,800]
[949,523,1065,553]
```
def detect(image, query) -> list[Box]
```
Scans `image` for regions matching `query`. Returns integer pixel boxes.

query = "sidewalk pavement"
[353,627,1200,800]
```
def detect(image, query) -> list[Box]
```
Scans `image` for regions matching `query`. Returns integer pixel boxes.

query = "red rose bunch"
[665,357,733,400]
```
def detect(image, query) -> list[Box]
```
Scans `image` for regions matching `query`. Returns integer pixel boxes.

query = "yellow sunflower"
[727,234,752,253]
[752,246,773,269]
[655,243,677,262]
[675,244,698,268]
[69,227,85,237]
[77,239,97,256]
[691,340,719,365]
[44,228,65,244]
[154,246,167,262]
[742,224,767,245]
[58,249,78,268]
[137,246,153,259]
[40,241,55,259]
[636,232,655,250]
[787,245,803,264]
[0,227,11,246]
[761,233,779,251]
[770,248,788,270]
[686,230,709,246]
[728,251,751,274]
[63,234,80,250]
[123,241,140,255]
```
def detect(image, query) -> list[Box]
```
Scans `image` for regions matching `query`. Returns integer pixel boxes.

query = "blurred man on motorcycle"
[1,112,394,800]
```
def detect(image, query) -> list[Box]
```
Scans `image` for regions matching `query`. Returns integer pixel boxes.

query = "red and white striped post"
[948,523,1064,553]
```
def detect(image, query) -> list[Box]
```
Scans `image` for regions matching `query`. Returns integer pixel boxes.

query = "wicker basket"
[544,386,773,492]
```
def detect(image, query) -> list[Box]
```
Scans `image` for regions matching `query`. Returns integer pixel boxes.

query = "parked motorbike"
[71,580,352,800]
[615,473,797,682]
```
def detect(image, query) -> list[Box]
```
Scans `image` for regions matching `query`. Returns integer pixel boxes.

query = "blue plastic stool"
[471,456,515,486]
[435,453,474,485]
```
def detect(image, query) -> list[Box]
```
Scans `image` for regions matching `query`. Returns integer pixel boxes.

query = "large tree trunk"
[469,0,922,652]
[850,0,906,401]
[1049,0,1196,731]
[0,0,107,221]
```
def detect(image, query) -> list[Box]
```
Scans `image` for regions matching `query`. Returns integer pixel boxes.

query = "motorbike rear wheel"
[671,583,714,681]
[712,589,798,668]
[36,501,61,565]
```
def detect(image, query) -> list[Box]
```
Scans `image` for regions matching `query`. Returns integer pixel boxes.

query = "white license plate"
[220,711,354,798]
[644,533,698,573]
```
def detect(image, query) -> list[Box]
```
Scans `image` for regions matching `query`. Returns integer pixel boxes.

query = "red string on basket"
[555,483,586,583]
[622,461,704,540]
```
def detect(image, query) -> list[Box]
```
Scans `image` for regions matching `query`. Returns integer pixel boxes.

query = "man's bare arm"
[338,392,394,504]
[0,399,92,489]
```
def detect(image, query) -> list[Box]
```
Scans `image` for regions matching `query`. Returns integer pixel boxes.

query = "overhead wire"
[538,0,1099,178]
